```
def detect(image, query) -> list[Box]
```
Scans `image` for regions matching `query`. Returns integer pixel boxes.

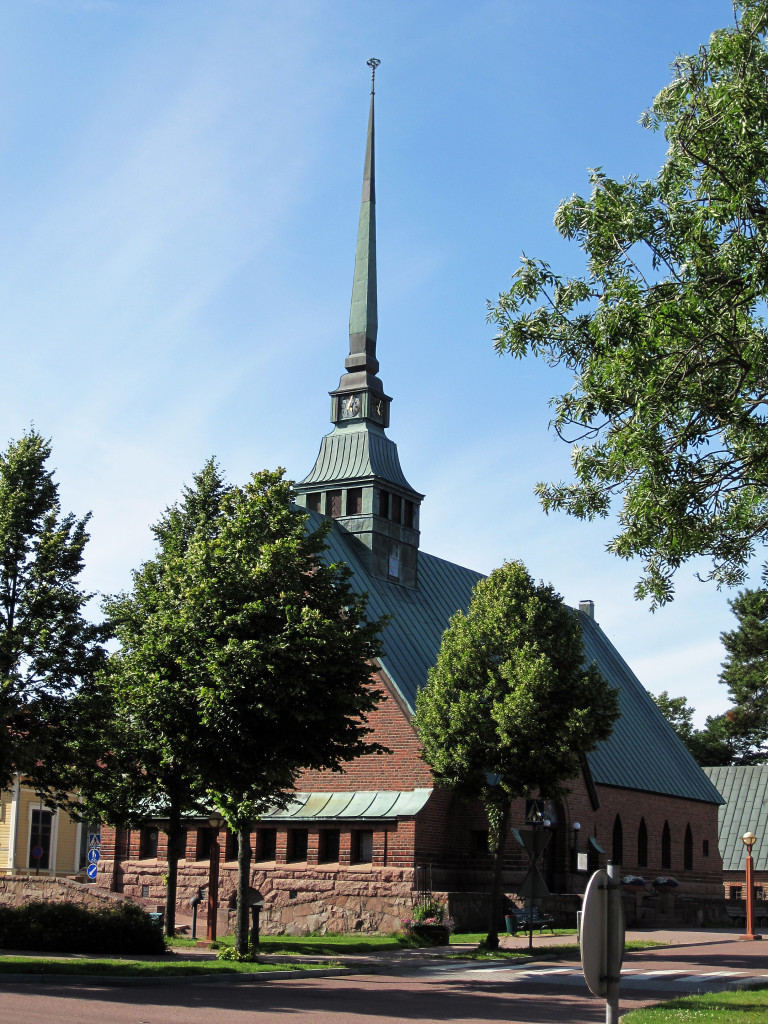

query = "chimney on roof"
[579,600,595,619]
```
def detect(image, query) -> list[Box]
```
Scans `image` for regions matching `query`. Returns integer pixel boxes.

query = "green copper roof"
[261,789,432,822]
[314,511,723,806]
[703,766,768,870]
[300,423,420,494]
[347,65,378,370]
[577,612,724,804]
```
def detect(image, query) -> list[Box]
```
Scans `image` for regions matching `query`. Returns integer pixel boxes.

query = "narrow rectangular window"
[388,542,401,581]
[289,828,308,861]
[390,494,402,524]
[320,829,340,863]
[140,826,159,860]
[197,828,215,861]
[307,492,322,513]
[378,490,389,518]
[703,839,709,857]
[403,500,414,529]
[29,810,53,869]
[257,828,277,861]
[346,488,363,515]
[354,830,373,864]
[327,490,342,518]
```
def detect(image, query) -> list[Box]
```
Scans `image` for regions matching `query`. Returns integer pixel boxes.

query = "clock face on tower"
[341,394,362,419]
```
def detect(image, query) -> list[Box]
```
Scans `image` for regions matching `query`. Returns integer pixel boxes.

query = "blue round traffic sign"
[31,845,44,860]
[87,863,98,880]
[87,848,100,863]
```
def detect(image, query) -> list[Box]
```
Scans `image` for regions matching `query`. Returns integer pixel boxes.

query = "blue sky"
[0,0,750,725]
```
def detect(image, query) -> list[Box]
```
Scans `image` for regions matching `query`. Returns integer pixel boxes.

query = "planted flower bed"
[402,896,454,946]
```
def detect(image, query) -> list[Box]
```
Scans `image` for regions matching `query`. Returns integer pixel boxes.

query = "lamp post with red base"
[206,815,225,942]
[740,831,762,942]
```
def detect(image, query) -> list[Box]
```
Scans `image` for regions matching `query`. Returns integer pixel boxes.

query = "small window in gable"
[327,491,342,518]
[388,542,401,581]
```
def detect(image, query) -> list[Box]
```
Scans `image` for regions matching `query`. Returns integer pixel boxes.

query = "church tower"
[295,59,423,589]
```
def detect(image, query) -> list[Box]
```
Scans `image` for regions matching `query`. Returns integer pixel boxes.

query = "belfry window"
[388,542,401,581]
[378,489,389,518]
[307,492,322,514]
[403,500,414,529]
[346,488,363,515]
[390,494,402,524]
[327,490,342,518]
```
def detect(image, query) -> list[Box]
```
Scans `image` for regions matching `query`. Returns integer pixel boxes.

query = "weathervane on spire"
[367,57,380,93]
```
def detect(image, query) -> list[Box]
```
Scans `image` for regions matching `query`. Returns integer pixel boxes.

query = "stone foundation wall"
[102,859,419,935]
[0,874,131,911]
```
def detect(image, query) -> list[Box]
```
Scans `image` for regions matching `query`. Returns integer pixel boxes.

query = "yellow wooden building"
[0,778,86,876]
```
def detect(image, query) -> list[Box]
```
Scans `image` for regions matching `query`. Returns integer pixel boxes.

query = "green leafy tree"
[414,560,619,949]
[0,430,105,799]
[650,691,695,742]
[182,468,385,954]
[488,0,768,606]
[76,459,230,936]
[80,463,385,949]
[686,712,746,766]
[649,691,743,765]
[719,586,768,761]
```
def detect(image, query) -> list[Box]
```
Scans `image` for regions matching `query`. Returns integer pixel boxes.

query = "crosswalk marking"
[415,960,768,994]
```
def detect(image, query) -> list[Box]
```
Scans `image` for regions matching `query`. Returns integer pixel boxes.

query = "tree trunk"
[485,802,511,950]
[235,826,253,956]
[164,794,181,937]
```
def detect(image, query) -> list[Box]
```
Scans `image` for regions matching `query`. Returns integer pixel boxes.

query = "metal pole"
[605,862,621,1024]
[745,850,755,941]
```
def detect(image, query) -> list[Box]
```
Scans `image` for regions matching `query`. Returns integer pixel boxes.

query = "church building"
[96,64,726,933]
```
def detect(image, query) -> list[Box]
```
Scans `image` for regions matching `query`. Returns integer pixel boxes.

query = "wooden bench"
[505,906,555,934]
[726,904,768,928]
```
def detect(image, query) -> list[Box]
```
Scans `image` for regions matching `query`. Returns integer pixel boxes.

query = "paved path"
[1,927,767,1024]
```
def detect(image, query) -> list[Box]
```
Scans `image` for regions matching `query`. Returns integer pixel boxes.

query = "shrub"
[0,900,167,954]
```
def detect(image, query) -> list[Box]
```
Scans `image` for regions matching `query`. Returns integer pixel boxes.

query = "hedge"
[0,900,167,954]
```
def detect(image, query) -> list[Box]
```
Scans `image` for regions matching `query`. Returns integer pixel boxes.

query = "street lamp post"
[740,831,762,942]
[206,815,224,942]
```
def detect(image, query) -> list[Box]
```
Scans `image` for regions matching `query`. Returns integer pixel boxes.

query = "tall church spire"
[296,59,423,590]
[346,57,379,380]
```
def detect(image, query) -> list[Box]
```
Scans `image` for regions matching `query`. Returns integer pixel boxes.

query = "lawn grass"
[209,933,416,955]
[621,984,768,1022]
[0,955,336,977]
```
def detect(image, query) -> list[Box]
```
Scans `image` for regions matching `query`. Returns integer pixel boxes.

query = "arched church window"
[612,814,623,865]
[638,818,648,867]
[661,820,671,870]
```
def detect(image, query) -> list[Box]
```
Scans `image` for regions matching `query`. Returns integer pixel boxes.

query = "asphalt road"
[1,931,766,1024]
